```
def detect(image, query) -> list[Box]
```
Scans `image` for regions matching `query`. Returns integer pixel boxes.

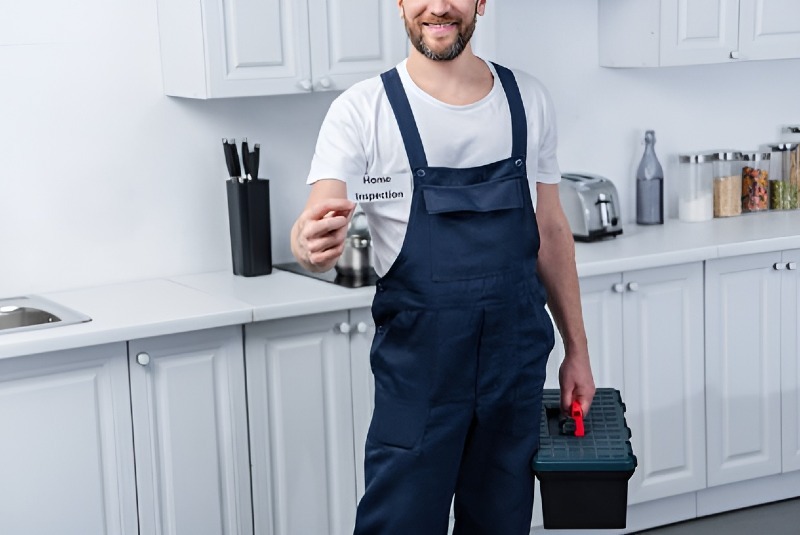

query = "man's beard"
[405,12,478,61]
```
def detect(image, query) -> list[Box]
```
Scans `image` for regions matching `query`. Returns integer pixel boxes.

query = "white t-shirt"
[307,59,561,277]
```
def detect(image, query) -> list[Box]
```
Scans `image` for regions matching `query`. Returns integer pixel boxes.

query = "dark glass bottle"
[636,130,664,225]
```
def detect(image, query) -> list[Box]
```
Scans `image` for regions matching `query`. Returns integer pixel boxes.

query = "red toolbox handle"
[571,401,585,437]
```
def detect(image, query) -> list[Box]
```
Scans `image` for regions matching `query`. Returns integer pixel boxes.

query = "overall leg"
[354,308,483,535]
[452,293,554,535]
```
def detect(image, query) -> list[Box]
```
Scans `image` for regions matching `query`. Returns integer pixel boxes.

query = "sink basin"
[0,295,91,335]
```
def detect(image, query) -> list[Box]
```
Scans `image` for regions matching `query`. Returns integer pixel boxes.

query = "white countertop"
[2,212,798,360]
[0,279,253,360]
[575,211,800,277]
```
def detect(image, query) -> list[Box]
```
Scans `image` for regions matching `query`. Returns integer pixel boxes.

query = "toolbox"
[533,388,637,530]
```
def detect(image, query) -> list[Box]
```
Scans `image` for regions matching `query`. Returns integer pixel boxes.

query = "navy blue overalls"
[353,63,555,535]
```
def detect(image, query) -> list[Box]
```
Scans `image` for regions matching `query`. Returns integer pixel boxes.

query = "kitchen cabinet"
[781,250,800,473]
[156,0,408,98]
[0,344,139,535]
[128,327,253,535]
[579,263,706,504]
[349,307,377,502]
[246,308,373,535]
[599,0,800,67]
[705,250,800,486]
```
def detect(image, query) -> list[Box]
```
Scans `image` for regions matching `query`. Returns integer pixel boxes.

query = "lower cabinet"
[245,308,374,535]
[705,250,799,486]
[349,307,377,502]
[579,262,706,504]
[782,249,800,473]
[0,343,139,535]
[3,249,796,534]
[129,326,253,535]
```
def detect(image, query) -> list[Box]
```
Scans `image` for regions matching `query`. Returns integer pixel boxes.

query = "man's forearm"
[537,221,588,359]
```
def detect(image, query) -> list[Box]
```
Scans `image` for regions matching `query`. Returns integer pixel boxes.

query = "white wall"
[0,0,336,297]
[2,0,799,297]
[493,0,800,225]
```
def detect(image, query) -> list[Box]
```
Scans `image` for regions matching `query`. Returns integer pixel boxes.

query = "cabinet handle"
[136,352,151,366]
[729,51,740,59]
[335,322,351,334]
[774,262,786,270]
[612,283,625,293]
[788,262,798,271]
[299,79,313,91]
[627,282,639,292]
[355,321,369,333]
[318,77,332,89]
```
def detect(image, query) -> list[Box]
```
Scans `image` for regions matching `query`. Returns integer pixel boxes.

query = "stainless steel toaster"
[558,173,623,241]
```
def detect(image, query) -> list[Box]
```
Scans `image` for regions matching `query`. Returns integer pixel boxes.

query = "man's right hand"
[292,197,355,272]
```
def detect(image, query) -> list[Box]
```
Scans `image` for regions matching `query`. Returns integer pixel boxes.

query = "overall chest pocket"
[422,178,527,282]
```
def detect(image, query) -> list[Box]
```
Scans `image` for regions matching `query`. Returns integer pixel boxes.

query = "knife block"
[226,179,272,277]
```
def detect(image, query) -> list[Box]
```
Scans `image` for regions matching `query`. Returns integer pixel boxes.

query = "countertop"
[2,212,798,360]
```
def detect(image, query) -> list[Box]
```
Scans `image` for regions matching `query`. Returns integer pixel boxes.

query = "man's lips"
[421,21,458,34]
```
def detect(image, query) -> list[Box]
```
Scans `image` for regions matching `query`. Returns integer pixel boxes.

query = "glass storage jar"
[678,152,714,222]
[741,152,771,213]
[765,143,800,210]
[712,151,744,218]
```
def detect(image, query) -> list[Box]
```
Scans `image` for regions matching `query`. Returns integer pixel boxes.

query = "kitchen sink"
[0,295,91,335]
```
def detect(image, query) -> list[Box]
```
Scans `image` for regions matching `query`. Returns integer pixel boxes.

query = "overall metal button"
[416,169,426,177]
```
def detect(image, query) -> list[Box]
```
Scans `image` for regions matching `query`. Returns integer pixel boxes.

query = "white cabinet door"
[246,311,358,535]
[600,0,800,66]
[157,0,312,98]
[308,0,408,93]
[660,0,740,65]
[578,273,625,390]
[599,0,739,67]
[623,263,706,504]
[705,252,783,487]
[208,0,312,97]
[158,0,407,97]
[782,249,800,472]
[129,327,253,535]
[739,0,800,61]
[0,344,138,535]
[349,307,376,503]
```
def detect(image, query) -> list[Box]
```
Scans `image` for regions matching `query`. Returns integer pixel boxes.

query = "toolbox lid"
[533,388,637,473]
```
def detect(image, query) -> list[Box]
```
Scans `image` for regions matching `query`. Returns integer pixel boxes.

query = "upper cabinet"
[599,0,800,67]
[157,0,409,98]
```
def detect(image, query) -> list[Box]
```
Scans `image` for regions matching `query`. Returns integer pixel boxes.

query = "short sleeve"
[306,93,368,185]
[535,85,561,184]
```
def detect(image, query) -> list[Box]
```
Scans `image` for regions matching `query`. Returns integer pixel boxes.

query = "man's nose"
[428,0,450,18]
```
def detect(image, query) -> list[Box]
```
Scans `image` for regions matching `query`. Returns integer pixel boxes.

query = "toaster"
[558,173,623,241]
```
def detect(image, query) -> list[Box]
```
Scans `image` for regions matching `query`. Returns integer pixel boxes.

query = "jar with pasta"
[741,152,770,213]
[712,151,743,218]
[765,143,800,210]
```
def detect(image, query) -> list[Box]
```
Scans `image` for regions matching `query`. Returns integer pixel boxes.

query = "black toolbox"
[533,388,637,530]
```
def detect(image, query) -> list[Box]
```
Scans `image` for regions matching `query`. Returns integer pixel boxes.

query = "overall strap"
[380,68,429,170]
[491,63,528,159]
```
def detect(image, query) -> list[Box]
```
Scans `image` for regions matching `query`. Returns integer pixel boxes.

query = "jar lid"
[678,153,715,163]
[742,152,771,161]
[709,150,743,161]
[764,142,799,151]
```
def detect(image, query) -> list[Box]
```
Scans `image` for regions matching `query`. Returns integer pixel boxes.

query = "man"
[291,1,595,533]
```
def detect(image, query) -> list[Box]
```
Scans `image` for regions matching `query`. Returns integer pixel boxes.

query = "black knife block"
[226,179,272,277]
